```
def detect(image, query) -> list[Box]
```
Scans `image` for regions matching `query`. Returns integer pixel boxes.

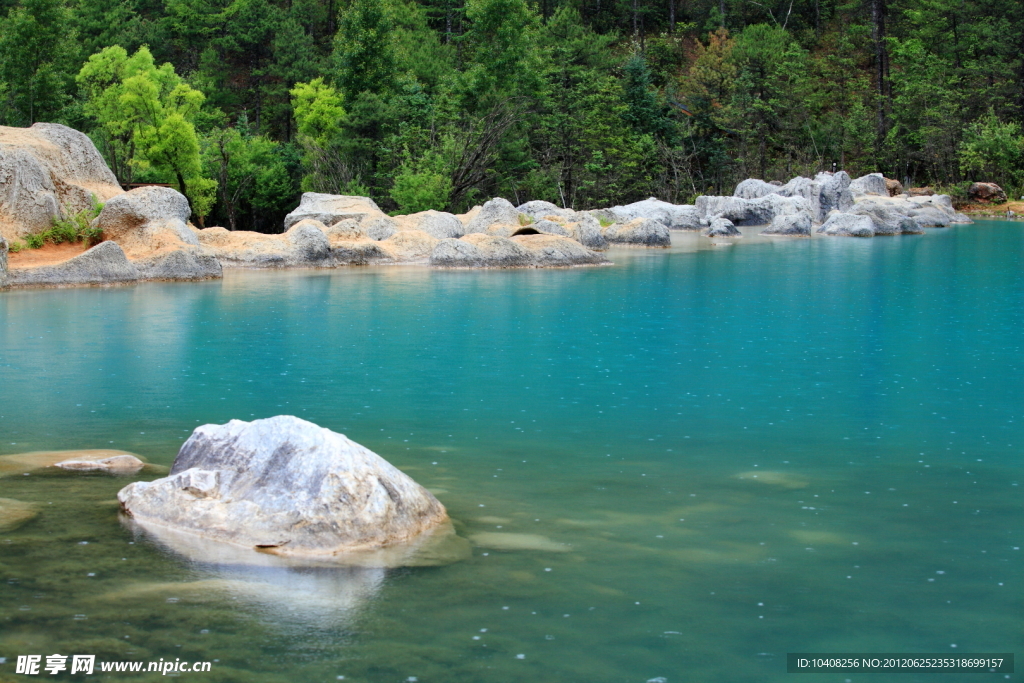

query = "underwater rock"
[468,531,570,552]
[734,470,808,489]
[118,416,453,561]
[0,449,146,477]
[54,453,145,472]
[0,497,39,531]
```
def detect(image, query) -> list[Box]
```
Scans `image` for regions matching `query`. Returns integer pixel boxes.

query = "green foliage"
[390,150,453,212]
[20,196,105,250]
[958,109,1024,187]
[333,0,397,101]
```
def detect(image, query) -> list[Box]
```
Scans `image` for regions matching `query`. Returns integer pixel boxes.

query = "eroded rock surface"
[0,123,124,240]
[602,217,671,246]
[118,416,450,558]
[283,193,387,230]
[6,241,140,286]
[604,197,701,231]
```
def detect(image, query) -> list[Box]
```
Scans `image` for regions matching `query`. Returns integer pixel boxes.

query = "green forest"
[1,0,1022,230]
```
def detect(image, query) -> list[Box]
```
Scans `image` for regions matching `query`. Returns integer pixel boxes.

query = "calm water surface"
[1,223,1021,682]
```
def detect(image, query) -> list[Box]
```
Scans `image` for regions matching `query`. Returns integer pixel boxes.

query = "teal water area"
[1,223,1021,682]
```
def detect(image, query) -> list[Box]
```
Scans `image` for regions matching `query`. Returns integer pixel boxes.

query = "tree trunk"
[870,0,889,144]
[668,0,675,33]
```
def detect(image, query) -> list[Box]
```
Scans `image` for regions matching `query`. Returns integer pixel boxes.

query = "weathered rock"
[817,212,875,237]
[117,416,450,558]
[566,214,608,250]
[283,193,386,230]
[0,449,147,477]
[968,182,1006,204]
[531,219,571,237]
[732,178,778,199]
[91,186,218,280]
[429,238,487,267]
[197,223,332,268]
[732,172,851,222]
[6,240,140,286]
[516,200,577,221]
[393,210,464,239]
[762,212,812,235]
[697,193,813,226]
[605,197,701,230]
[430,233,535,268]
[602,217,671,246]
[330,240,390,265]
[703,217,741,237]
[849,173,888,197]
[362,216,399,241]
[54,454,146,472]
[885,178,904,196]
[379,229,439,261]
[850,194,968,231]
[847,199,925,234]
[322,218,366,242]
[133,247,222,281]
[464,197,524,234]
[285,220,332,264]
[511,234,607,266]
[0,123,124,240]
[0,235,7,288]
[0,498,38,531]
[906,187,933,197]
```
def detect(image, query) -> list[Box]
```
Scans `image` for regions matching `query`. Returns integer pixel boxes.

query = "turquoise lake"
[1,222,1021,682]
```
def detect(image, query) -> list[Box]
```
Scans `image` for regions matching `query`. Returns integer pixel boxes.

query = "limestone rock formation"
[730,172,852,222]
[602,217,671,246]
[54,453,145,472]
[283,193,387,230]
[6,240,140,286]
[0,123,124,240]
[703,217,741,237]
[697,193,813,226]
[511,234,608,266]
[849,173,888,197]
[379,229,439,261]
[516,200,577,222]
[362,216,399,241]
[118,416,450,558]
[197,221,332,268]
[464,197,524,234]
[394,210,465,239]
[968,182,1006,204]
[762,212,812,235]
[885,178,904,196]
[604,197,701,230]
[566,214,608,250]
[0,235,7,288]
[817,213,875,237]
[531,219,571,237]
[430,233,534,267]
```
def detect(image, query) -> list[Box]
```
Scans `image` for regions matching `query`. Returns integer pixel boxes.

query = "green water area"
[1,224,1021,682]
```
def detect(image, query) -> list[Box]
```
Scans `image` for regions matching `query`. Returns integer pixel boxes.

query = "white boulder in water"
[118,416,451,560]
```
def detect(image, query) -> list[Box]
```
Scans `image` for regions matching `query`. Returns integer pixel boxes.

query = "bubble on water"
[647,678,668,683]
[87,572,95,577]
[515,654,525,660]
[472,636,480,640]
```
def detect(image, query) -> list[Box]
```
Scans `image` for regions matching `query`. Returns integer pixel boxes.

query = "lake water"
[1,223,1021,682]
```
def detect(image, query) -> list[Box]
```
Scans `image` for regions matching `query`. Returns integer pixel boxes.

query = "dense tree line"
[1,0,1021,230]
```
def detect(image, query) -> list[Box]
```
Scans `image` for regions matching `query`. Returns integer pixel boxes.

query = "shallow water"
[1,223,1021,682]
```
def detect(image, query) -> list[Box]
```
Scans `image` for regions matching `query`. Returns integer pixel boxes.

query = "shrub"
[23,196,104,250]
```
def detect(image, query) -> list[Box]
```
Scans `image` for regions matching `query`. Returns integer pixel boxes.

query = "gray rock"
[285,220,332,264]
[134,248,223,280]
[464,197,523,234]
[330,240,390,265]
[55,454,145,472]
[0,123,124,240]
[816,171,854,216]
[94,186,194,240]
[6,240,140,286]
[395,210,464,239]
[283,193,386,230]
[516,200,577,221]
[733,178,779,199]
[849,173,888,198]
[696,194,813,226]
[567,214,609,250]
[511,234,608,266]
[606,197,700,230]
[0,235,7,288]
[817,212,875,237]
[703,217,741,237]
[117,416,450,558]
[429,238,487,267]
[848,200,924,235]
[762,212,812,235]
[602,218,671,246]
[430,234,534,268]
[531,219,570,237]
[362,216,398,241]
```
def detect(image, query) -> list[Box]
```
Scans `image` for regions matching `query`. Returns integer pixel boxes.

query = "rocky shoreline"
[1,123,977,291]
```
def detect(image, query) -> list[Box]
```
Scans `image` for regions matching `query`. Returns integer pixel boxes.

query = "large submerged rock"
[0,123,124,240]
[118,416,451,559]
